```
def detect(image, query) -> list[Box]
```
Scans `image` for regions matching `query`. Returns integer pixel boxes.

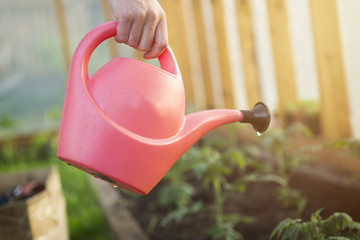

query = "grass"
[0,131,113,240]
[57,161,114,240]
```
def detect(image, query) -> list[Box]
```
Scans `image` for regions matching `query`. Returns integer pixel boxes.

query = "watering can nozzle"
[240,102,271,134]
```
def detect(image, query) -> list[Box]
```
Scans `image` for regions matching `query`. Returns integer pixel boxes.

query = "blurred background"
[0,0,359,140]
[0,0,142,138]
[1,0,360,239]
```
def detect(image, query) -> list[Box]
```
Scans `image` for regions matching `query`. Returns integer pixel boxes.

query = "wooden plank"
[90,177,149,240]
[309,0,351,139]
[100,0,119,60]
[235,0,261,107]
[211,0,235,109]
[182,0,207,109]
[133,48,145,62]
[266,0,297,109]
[193,0,215,108]
[160,0,195,104]
[53,0,71,77]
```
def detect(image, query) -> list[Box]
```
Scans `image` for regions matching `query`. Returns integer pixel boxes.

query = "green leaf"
[146,216,159,235]
[286,122,314,138]
[326,237,350,240]
[188,201,203,214]
[282,225,300,240]
[207,224,225,239]
[160,202,202,227]
[206,222,243,240]
[349,140,360,159]
[312,208,324,222]
[257,174,287,186]
[222,213,255,225]
[329,139,348,149]
[0,115,18,129]
[239,173,287,186]
[352,222,360,230]
[243,144,262,158]
[270,218,301,240]
[229,150,247,171]
[300,222,318,239]
[272,210,360,240]
[158,181,195,207]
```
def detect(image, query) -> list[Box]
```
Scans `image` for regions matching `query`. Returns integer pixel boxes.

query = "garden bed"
[90,125,360,240]
[116,128,360,240]
[118,162,360,240]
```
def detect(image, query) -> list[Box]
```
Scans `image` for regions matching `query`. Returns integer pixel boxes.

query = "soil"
[123,181,292,240]
[120,137,360,240]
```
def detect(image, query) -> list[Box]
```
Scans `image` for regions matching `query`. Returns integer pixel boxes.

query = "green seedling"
[259,123,315,215]
[326,139,360,160]
[271,208,360,240]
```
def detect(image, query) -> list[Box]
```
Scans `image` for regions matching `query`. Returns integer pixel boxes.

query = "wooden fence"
[53,0,360,140]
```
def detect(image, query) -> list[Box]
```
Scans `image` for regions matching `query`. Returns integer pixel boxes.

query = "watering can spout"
[178,102,270,145]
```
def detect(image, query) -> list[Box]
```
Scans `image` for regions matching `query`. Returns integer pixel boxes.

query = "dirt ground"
[121,143,360,240]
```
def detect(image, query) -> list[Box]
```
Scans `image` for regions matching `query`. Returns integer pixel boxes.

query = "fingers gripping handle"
[72,21,178,87]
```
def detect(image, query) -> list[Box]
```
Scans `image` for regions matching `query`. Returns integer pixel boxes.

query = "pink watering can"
[57,21,270,195]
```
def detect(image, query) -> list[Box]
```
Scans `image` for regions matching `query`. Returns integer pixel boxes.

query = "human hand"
[108,0,168,59]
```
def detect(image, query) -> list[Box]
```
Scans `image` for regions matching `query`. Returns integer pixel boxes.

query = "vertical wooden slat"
[100,0,118,60]
[235,0,261,107]
[266,0,297,110]
[133,49,145,62]
[309,0,351,139]
[211,0,235,109]
[53,0,71,77]
[192,0,215,108]
[182,0,207,109]
[161,0,195,104]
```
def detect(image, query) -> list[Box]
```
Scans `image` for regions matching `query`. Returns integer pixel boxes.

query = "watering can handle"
[74,21,179,85]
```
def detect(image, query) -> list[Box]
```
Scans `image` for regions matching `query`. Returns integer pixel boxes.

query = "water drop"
[256,131,262,136]
[113,185,118,188]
